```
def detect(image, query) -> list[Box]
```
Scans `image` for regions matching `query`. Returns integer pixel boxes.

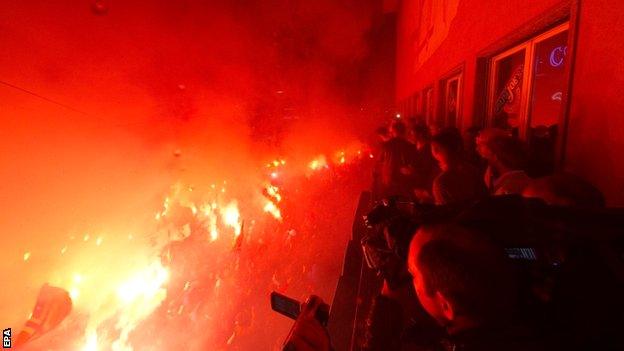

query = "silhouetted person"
[527,125,558,177]
[372,125,392,197]
[410,124,439,196]
[375,125,391,144]
[463,126,483,168]
[402,224,543,350]
[377,120,418,199]
[486,136,531,195]
[285,224,546,350]
[430,128,486,205]
[475,128,512,192]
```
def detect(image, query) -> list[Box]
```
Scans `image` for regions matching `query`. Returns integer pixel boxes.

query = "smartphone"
[270,291,330,327]
[271,291,302,320]
[505,247,538,260]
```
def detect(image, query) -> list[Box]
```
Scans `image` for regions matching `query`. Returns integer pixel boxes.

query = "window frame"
[443,72,463,129]
[486,22,570,140]
[422,86,434,126]
[412,92,421,117]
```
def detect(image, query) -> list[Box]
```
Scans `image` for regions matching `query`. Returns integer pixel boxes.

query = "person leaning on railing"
[283,223,548,350]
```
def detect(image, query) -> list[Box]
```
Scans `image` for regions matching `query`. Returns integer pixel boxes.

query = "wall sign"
[549,46,567,67]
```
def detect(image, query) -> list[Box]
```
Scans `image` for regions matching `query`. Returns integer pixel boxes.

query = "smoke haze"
[0,1,391,348]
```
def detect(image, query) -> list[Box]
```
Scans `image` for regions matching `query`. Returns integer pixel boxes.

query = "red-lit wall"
[396,0,624,205]
[564,0,624,207]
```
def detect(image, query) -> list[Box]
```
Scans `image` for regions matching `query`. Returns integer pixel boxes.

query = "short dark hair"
[431,128,464,159]
[376,126,389,136]
[466,125,481,135]
[487,136,528,170]
[412,124,431,142]
[416,224,516,321]
[390,120,407,136]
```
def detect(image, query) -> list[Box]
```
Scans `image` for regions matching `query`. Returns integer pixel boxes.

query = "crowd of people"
[372,117,603,207]
[281,117,621,350]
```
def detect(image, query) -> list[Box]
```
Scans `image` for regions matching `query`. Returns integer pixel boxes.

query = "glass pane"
[424,88,433,125]
[416,95,421,115]
[446,77,459,127]
[527,30,569,175]
[492,49,526,136]
[413,94,420,117]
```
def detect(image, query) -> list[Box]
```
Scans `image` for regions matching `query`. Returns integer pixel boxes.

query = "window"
[397,99,406,117]
[487,22,570,173]
[442,73,462,128]
[410,93,421,118]
[489,46,527,136]
[423,87,434,126]
[404,93,421,121]
[406,94,414,118]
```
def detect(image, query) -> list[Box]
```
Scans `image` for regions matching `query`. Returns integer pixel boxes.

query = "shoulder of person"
[433,171,449,185]
[458,161,479,174]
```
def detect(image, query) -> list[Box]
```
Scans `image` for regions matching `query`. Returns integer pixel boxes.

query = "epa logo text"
[2,328,11,349]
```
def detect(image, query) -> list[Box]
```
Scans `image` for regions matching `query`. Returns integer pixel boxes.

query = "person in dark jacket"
[485,135,531,195]
[284,224,547,351]
[430,128,486,205]
[377,119,418,199]
[410,124,439,197]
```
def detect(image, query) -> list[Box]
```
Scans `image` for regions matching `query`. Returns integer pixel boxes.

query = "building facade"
[394,0,624,205]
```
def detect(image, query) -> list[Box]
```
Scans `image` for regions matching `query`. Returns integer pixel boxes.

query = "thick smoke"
[0,0,388,348]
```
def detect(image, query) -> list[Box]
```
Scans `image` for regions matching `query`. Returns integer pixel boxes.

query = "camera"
[361,198,438,289]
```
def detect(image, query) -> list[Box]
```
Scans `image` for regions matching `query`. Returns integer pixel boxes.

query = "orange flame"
[263,201,282,220]
[308,155,328,171]
[220,201,242,237]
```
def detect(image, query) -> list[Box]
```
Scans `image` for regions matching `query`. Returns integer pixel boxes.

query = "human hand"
[413,189,432,203]
[283,296,331,351]
[399,166,413,175]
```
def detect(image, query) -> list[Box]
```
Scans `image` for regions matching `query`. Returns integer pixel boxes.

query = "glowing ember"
[220,201,242,236]
[70,287,80,301]
[267,158,286,168]
[210,227,219,242]
[266,185,282,202]
[202,205,220,242]
[75,260,169,351]
[155,197,171,221]
[82,329,98,351]
[308,155,328,171]
[116,262,169,304]
[13,144,366,349]
[263,201,282,220]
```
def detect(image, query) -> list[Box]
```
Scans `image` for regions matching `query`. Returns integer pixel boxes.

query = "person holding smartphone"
[284,224,547,350]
